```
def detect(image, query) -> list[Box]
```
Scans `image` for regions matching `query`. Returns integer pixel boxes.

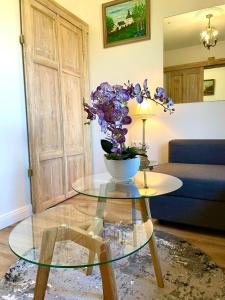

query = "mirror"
[163,5,225,104]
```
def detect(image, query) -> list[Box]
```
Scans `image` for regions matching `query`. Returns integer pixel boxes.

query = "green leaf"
[105,153,120,160]
[101,139,113,154]
[104,145,148,160]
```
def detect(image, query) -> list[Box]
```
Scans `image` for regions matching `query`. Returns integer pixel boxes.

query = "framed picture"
[204,79,215,96]
[102,0,150,48]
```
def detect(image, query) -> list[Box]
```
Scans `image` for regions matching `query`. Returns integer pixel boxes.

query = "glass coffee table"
[9,171,182,300]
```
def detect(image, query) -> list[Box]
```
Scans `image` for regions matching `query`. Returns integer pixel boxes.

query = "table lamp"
[134,99,155,148]
[133,99,155,170]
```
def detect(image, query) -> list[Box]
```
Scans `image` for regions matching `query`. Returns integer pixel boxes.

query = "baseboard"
[0,204,32,230]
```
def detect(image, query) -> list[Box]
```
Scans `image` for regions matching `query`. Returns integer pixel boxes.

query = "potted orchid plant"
[84,79,174,181]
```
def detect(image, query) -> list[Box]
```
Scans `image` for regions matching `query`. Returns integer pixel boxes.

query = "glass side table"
[72,171,182,295]
[9,203,154,300]
[72,171,182,200]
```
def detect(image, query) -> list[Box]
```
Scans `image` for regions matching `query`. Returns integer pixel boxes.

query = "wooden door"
[183,67,204,102]
[165,67,204,104]
[165,71,184,103]
[20,0,91,212]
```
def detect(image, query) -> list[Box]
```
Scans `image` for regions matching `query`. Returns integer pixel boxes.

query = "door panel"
[60,22,82,75]
[62,74,84,152]
[39,158,64,209]
[166,71,183,103]
[183,67,204,102]
[34,65,62,153]
[33,64,65,207]
[31,3,66,211]
[59,17,85,197]
[67,155,85,198]
[32,5,57,62]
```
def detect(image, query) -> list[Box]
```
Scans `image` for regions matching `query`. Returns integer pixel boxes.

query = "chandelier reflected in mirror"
[200,14,219,50]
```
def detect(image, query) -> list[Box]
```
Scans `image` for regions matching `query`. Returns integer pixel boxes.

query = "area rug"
[0,230,225,300]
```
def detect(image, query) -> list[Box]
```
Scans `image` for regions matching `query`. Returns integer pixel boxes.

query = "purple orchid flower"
[116,135,126,144]
[83,103,96,120]
[122,116,132,125]
[116,88,130,102]
[126,83,135,98]
[143,79,151,98]
[154,87,166,100]
[83,79,174,154]
[99,82,113,91]
[166,97,174,107]
[134,83,143,103]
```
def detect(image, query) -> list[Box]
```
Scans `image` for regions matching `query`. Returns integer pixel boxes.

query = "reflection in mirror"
[163,5,225,104]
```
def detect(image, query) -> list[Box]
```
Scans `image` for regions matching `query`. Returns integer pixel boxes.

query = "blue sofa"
[151,140,225,231]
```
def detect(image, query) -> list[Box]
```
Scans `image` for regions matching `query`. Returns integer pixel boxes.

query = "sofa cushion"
[153,163,225,202]
[169,140,225,165]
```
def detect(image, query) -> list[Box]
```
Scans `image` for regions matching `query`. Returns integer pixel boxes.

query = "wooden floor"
[0,195,225,279]
[0,225,17,278]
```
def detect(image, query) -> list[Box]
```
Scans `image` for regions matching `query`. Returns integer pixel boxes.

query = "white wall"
[56,0,225,166]
[204,67,225,101]
[0,0,31,229]
[164,41,225,66]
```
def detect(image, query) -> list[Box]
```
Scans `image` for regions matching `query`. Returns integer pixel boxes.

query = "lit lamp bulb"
[213,30,219,37]
[135,99,154,119]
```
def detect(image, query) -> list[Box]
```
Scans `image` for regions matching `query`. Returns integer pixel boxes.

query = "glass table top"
[9,203,153,268]
[72,171,183,199]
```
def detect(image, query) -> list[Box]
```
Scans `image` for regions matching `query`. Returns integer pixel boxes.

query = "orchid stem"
[143,96,174,114]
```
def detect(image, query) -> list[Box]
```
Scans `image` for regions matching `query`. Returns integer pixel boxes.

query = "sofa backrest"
[169,139,225,165]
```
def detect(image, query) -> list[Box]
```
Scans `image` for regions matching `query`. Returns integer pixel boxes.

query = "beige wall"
[164,41,225,67]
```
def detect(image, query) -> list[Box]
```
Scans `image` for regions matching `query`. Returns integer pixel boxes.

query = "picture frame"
[102,0,150,48]
[204,79,215,96]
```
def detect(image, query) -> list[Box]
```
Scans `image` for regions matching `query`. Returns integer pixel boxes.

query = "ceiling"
[164,5,225,51]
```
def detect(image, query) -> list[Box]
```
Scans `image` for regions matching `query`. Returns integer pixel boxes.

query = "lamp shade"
[134,99,155,118]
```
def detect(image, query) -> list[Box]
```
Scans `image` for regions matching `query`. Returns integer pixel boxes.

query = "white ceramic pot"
[104,156,140,181]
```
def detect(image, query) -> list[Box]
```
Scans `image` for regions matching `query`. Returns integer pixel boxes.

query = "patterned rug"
[0,230,225,300]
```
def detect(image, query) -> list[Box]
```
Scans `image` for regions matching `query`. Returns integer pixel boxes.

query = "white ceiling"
[164,5,225,51]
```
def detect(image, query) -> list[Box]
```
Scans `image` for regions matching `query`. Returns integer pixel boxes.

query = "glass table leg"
[86,197,106,275]
[132,199,139,248]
